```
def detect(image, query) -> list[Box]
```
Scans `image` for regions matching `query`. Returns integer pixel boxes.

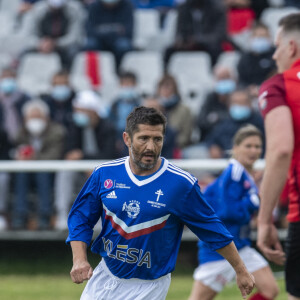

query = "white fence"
[0,158,266,172]
[0,158,287,241]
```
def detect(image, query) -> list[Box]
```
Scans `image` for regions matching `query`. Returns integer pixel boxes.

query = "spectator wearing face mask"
[155,74,193,151]
[54,90,117,230]
[206,89,264,158]
[108,71,141,156]
[84,0,134,69]
[0,68,30,144]
[11,99,66,230]
[237,22,276,87]
[196,65,236,142]
[0,68,30,227]
[41,70,76,130]
[21,0,86,69]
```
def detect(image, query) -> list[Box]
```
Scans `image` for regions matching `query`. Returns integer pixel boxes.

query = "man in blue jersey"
[67,106,255,299]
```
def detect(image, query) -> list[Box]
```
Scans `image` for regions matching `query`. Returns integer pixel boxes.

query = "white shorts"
[81,260,171,300]
[193,246,268,292]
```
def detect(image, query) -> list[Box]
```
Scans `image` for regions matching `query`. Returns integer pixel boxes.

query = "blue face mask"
[51,85,72,102]
[0,78,17,94]
[215,79,236,95]
[229,105,251,120]
[119,87,137,100]
[250,37,272,54]
[159,95,179,109]
[72,112,90,127]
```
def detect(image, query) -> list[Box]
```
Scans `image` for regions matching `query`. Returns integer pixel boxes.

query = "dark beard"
[130,145,159,171]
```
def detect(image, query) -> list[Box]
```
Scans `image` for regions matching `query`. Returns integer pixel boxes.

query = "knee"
[261,284,280,299]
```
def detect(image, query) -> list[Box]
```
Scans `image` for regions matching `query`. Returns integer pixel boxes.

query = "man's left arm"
[216,241,255,299]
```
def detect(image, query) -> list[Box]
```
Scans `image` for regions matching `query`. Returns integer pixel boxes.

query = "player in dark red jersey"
[258,13,300,300]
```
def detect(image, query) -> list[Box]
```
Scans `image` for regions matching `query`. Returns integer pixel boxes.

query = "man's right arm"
[70,241,93,284]
[257,105,293,264]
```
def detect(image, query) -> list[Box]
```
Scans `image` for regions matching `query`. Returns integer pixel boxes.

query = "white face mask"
[25,119,47,136]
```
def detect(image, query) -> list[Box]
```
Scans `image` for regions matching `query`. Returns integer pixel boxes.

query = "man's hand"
[257,223,285,265]
[70,260,93,284]
[236,271,255,299]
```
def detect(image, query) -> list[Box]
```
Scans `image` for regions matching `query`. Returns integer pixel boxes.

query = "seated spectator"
[143,96,177,158]
[0,68,30,143]
[206,89,264,158]
[22,0,86,69]
[0,68,30,225]
[54,90,117,230]
[237,22,276,87]
[164,0,226,66]
[11,99,66,230]
[84,0,134,69]
[41,70,76,129]
[109,71,141,156]
[0,128,11,230]
[155,74,193,151]
[197,65,236,142]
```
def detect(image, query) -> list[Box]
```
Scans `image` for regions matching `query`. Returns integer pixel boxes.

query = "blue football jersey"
[198,159,260,265]
[67,157,233,280]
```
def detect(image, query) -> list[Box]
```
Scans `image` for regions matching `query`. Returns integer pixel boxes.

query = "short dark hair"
[125,106,167,138]
[279,13,300,33]
[119,71,137,83]
[251,21,269,32]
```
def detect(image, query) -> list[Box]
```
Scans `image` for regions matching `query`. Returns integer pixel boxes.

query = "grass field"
[0,241,287,300]
[0,274,286,300]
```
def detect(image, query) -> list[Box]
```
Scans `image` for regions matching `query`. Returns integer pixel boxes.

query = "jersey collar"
[125,156,169,186]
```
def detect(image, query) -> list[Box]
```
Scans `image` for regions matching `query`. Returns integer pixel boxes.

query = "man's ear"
[289,39,298,58]
[123,132,131,147]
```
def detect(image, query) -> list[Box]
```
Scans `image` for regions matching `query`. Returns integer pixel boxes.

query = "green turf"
[0,274,286,300]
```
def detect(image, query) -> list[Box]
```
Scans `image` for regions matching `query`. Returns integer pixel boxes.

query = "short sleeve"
[259,74,287,118]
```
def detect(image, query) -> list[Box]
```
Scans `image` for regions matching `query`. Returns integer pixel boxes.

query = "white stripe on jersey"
[167,164,196,186]
[124,157,169,186]
[95,157,127,170]
[230,159,244,181]
[103,203,170,234]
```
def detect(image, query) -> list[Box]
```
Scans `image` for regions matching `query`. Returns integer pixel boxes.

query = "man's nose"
[146,139,155,151]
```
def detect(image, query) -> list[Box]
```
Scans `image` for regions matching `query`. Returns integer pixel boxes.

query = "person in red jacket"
[258,13,300,300]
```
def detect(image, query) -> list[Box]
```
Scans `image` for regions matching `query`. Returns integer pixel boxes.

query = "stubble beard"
[130,145,159,171]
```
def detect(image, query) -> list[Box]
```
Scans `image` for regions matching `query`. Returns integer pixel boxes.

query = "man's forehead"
[134,123,164,134]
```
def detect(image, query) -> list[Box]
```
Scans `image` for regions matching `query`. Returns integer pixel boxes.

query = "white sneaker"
[0,215,7,230]
[54,216,68,231]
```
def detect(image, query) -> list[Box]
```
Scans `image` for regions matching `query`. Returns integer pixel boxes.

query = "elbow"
[273,146,293,160]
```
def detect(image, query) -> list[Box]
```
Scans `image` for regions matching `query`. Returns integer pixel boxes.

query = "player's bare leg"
[251,266,279,299]
[188,280,217,300]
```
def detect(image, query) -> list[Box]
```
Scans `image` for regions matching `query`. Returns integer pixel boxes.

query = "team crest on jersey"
[147,189,166,208]
[104,179,114,189]
[244,180,251,189]
[122,200,140,218]
[258,91,268,110]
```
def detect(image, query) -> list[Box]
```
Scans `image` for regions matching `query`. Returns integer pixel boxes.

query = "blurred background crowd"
[0,0,298,231]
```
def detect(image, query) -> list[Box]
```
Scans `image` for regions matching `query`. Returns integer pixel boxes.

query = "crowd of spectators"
[0,0,298,231]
